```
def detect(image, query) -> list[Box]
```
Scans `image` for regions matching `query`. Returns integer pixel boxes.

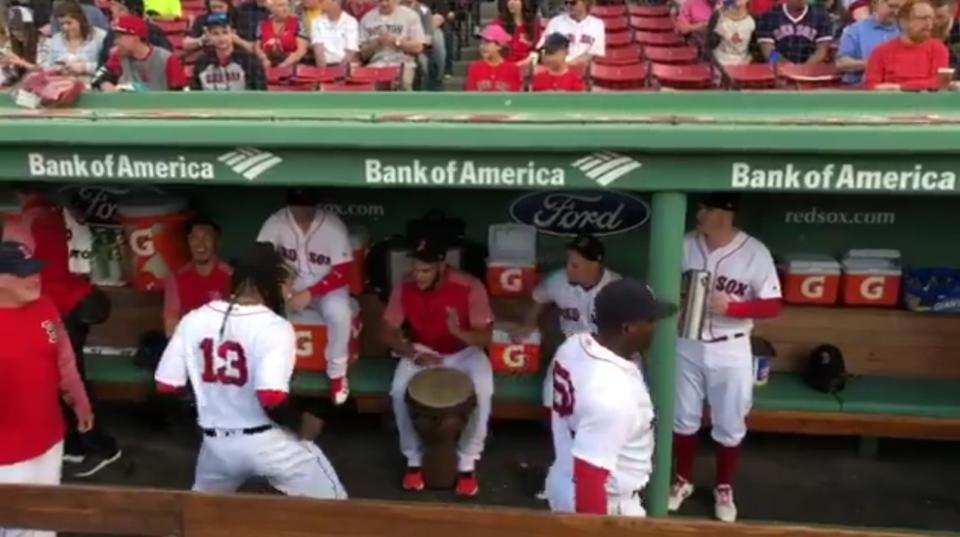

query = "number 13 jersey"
[155,300,297,430]
[550,333,655,499]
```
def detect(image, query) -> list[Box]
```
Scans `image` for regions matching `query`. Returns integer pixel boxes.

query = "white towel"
[62,208,93,275]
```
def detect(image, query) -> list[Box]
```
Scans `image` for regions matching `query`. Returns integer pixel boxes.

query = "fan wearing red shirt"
[381,234,494,499]
[0,241,92,529]
[466,24,522,91]
[164,218,232,337]
[866,0,951,90]
[495,0,541,64]
[532,33,586,92]
[256,0,309,69]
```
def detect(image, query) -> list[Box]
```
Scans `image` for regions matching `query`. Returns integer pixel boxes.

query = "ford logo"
[509,190,650,237]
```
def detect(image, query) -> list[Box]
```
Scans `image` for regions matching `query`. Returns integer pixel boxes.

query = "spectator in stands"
[163,217,232,336]
[679,0,718,44]
[145,0,182,18]
[932,0,960,75]
[538,0,604,68]
[846,0,873,22]
[92,15,187,90]
[300,0,324,30]
[865,0,950,89]
[757,0,833,63]
[191,12,267,89]
[400,0,445,90]
[346,0,378,20]
[44,0,107,84]
[466,24,521,91]
[707,0,755,66]
[99,0,172,69]
[236,0,270,43]
[311,0,359,66]
[1,7,39,85]
[422,0,454,78]
[532,32,585,91]
[50,0,110,33]
[837,0,902,85]
[359,0,425,90]
[184,0,255,55]
[749,0,778,17]
[256,0,309,70]
[495,0,540,65]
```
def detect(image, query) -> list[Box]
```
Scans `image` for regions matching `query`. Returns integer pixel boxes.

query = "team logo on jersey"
[217,147,283,181]
[570,152,642,187]
[509,190,650,237]
[714,275,748,298]
[41,320,57,343]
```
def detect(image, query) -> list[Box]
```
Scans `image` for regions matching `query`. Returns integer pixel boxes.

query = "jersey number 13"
[553,363,576,417]
[199,338,249,387]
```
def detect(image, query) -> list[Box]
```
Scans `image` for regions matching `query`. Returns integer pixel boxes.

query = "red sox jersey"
[532,268,620,337]
[550,333,655,502]
[155,301,296,430]
[538,13,606,63]
[682,231,781,339]
[256,208,352,293]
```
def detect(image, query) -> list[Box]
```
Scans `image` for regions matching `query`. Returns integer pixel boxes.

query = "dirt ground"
[61,401,960,535]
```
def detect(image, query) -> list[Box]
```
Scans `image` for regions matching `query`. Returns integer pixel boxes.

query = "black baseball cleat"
[72,448,123,478]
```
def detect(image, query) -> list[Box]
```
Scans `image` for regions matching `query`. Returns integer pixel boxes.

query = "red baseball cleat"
[455,472,479,498]
[402,468,424,492]
[330,376,349,406]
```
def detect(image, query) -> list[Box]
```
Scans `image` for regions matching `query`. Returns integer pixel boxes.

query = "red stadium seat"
[348,65,402,90]
[267,65,295,84]
[590,62,647,90]
[295,64,346,83]
[321,81,377,92]
[167,33,185,51]
[628,4,671,17]
[651,62,713,89]
[629,16,675,32]
[606,31,635,48]
[643,45,698,64]
[722,63,776,89]
[591,4,627,17]
[267,80,319,92]
[603,16,630,32]
[154,18,189,34]
[635,30,684,46]
[595,44,643,65]
[778,62,841,89]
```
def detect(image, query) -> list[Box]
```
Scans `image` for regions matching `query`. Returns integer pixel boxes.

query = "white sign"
[364,159,565,187]
[731,162,957,192]
[28,153,215,181]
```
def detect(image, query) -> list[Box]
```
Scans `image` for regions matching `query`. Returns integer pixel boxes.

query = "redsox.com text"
[784,207,896,226]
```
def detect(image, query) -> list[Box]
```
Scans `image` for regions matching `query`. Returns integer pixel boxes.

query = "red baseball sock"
[331,376,346,393]
[673,432,699,482]
[715,444,741,487]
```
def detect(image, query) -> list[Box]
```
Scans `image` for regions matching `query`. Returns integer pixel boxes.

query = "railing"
[0,484,935,537]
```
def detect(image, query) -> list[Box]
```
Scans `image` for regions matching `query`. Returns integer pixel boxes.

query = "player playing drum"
[154,243,347,499]
[669,193,783,523]
[545,278,675,516]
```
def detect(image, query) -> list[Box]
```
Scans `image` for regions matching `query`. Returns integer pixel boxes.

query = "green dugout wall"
[5,91,960,517]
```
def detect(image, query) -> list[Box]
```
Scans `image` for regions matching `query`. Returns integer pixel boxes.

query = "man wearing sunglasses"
[191,12,268,90]
[537,0,605,68]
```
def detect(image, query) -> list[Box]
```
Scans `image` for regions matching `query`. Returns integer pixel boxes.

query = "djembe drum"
[405,367,476,489]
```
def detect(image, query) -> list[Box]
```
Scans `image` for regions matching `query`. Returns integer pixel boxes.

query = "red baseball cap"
[112,14,148,39]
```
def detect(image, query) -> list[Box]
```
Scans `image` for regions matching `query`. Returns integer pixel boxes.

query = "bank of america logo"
[218,147,283,180]
[571,152,642,187]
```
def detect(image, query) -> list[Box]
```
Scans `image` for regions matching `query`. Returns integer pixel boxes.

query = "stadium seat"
[635,30,684,46]
[296,64,346,84]
[268,80,319,92]
[722,63,776,89]
[651,62,713,89]
[643,45,698,64]
[153,18,189,34]
[321,81,377,92]
[628,3,671,17]
[589,62,647,90]
[778,62,841,89]
[603,16,630,32]
[629,16,676,32]
[606,31,635,48]
[167,33,185,51]
[591,4,627,17]
[267,65,295,84]
[595,44,643,65]
[348,66,402,90]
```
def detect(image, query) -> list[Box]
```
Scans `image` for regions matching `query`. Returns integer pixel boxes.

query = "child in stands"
[466,24,522,91]
[531,33,585,92]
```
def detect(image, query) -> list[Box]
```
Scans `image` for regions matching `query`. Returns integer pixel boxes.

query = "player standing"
[545,278,675,516]
[257,187,353,405]
[154,243,346,499]
[669,193,783,523]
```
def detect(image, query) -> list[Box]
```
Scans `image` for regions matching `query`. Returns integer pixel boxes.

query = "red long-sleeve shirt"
[465,60,523,92]
[864,37,950,91]
[531,68,586,92]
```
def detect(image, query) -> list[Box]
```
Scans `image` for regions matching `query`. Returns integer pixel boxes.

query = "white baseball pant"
[673,336,754,446]
[546,470,646,517]
[193,427,347,499]
[390,346,494,472]
[306,286,352,379]
[541,357,556,408]
[0,441,63,537]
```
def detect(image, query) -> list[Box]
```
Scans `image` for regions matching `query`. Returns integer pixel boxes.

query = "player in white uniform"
[545,278,675,516]
[154,243,347,499]
[668,194,783,523]
[537,0,606,67]
[256,188,353,406]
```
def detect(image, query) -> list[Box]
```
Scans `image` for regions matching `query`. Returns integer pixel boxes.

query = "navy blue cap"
[0,241,45,277]
[595,278,676,331]
[408,234,447,263]
[701,193,740,212]
[566,233,604,262]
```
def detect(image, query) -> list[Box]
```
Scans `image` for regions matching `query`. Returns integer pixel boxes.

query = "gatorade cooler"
[779,254,841,305]
[289,298,363,372]
[488,324,541,375]
[841,249,902,307]
[0,196,20,228]
[116,195,191,292]
[348,226,368,295]
[485,224,538,298]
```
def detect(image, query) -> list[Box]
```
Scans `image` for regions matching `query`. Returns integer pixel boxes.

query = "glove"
[17,71,85,108]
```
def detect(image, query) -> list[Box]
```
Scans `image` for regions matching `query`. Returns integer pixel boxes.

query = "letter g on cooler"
[860,276,885,301]
[502,344,528,370]
[801,276,826,299]
[500,268,524,293]
[130,226,157,257]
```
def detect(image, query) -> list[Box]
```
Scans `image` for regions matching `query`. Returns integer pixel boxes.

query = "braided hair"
[218,242,290,339]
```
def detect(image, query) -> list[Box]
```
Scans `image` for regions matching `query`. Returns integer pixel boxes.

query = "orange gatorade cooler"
[488,324,541,375]
[348,226,368,295]
[779,254,841,305]
[841,250,902,307]
[485,223,538,298]
[290,298,363,372]
[117,195,191,292]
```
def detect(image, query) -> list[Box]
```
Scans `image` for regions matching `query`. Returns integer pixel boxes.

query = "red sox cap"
[594,278,676,332]
[408,234,447,263]
[0,241,45,277]
[700,193,741,212]
[566,233,604,262]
